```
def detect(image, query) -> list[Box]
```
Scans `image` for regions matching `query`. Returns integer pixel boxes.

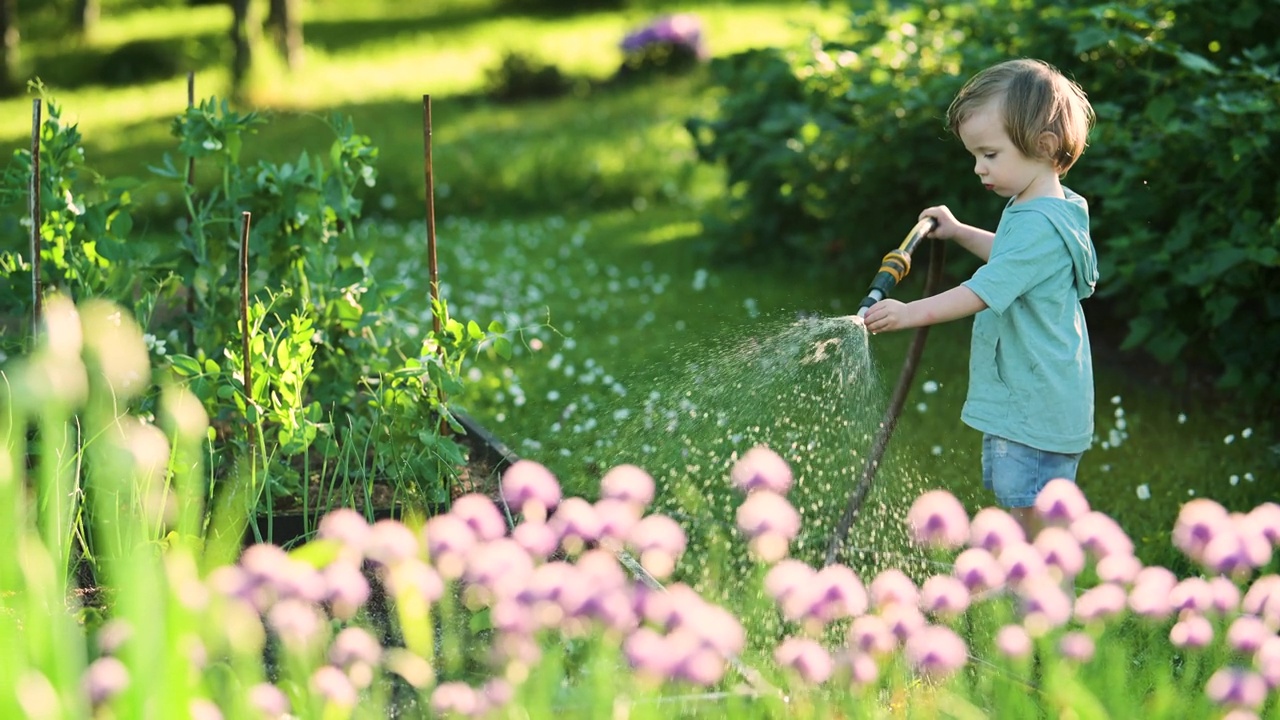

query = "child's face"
[957,101,1059,202]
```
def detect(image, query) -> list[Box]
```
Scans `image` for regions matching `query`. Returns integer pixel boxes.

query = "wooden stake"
[29,98,42,333]
[186,72,196,186]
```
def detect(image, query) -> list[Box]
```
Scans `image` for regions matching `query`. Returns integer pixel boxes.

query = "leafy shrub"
[687,0,1280,403]
[97,38,190,86]
[483,50,574,103]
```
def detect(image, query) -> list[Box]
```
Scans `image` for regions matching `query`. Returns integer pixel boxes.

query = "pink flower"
[381,558,444,604]
[451,493,508,542]
[953,547,1006,594]
[266,599,325,652]
[1206,667,1268,709]
[1020,582,1073,636]
[500,459,563,522]
[880,603,927,642]
[1247,502,1280,545]
[1170,614,1214,649]
[364,519,420,566]
[463,538,534,600]
[1074,583,1127,623]
[594,498,642,543]
[600,464,655,509]
[550,497,603,551]
[1059,631,1096,662]
[730,445,793,495]
[624,627,675,680]
[1202,520,1272,578]
[512,521,558,560]
[848,614,896,655]
[907,490,970,550]
[736,490,800,540]
[998,542,1048,588]
[1034,479,1090,525]
[847,652,880,687]
[775,637,833,685]
[1128,580,1176,620]
[1070,511,1134,560]
[1210,576,1242,615]
[311,665,357,708]
[247,683,290,718]
[1255,637,1280,689]
[329,627,382,669]
[321,561,370,621]
[903,625,968,678]
[919,575,970,618]
[1173,498,1231,564]
[1228,616,1270,655]
[315,508,371,558]
[423,514,477,578]
[1096,554,1143,585]
[628,514,687,579]
[1170,577,1214,614]
[83,657,129,707]
[1033,527,1086,580]
[995,624,1032,659]
[969,507,1025,553]
[764,559,815,607]
[808,564,869,622]
[870,569,919,609]
[431,681,478,716]
[1241,575,1280,617]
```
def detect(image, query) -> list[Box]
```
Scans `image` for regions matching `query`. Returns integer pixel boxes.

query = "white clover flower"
[1136,484,1150,500]
[1242,427,1253,439]
[1245,472,1255,483]
[916,402,927,413]
[931,445,943,456]
[1114,407,1124,418]
[1188,489,1196,496]
[1177,413,1187,424]
[1111,395,1121,405]
[1229,475,1240,486]
[1224,434,1236,445]
[922,380,939,394]
[547,390,560,401]
[201,138,223,151]
[692,268,709,291]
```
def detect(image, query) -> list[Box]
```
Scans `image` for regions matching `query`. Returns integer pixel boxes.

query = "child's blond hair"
[947,59,1095,174]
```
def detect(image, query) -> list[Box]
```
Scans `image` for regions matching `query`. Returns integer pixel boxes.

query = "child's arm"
[920,206,995,262]
[864,286,987,333]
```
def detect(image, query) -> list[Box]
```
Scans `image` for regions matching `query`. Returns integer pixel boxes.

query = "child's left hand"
[863,299,914,333]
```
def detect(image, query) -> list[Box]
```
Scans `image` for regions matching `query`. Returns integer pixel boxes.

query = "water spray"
[825,218,946,567]
[854,216,938,319]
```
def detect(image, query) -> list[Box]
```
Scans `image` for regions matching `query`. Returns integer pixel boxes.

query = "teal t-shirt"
[959,188,1098,454]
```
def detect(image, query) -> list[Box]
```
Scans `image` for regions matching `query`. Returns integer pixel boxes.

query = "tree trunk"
[229,0,260,94]
[73,0,99,38]
[265,0,303,71]
[0,0,17,95]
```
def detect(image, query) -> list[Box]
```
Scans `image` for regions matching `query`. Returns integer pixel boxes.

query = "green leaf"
[486,320,506,334]
[170,354,203,377]
[467,320,484,340]
[493,337,513,360]
[1174,50,1220,75]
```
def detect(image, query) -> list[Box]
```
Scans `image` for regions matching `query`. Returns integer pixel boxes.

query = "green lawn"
[4,0,1275,574]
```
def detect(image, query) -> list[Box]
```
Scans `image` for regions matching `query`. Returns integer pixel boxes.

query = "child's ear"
[1037,131,1061,161]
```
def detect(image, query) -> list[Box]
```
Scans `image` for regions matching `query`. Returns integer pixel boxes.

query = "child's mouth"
[983,184,995,191]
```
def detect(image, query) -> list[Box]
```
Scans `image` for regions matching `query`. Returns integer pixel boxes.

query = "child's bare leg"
[1009,506,1041,540]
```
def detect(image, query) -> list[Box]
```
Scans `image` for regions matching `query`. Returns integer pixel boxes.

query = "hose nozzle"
[855,217,937,317]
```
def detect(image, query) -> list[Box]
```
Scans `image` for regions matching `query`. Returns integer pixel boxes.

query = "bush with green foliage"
[687,0,1280,403]
[484,50,575,103]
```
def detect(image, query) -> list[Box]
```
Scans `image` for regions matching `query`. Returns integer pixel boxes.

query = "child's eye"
[983,152,997,159]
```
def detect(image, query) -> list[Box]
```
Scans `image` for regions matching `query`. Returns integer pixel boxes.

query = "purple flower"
[1096,554,1143,585]
[620,13,707,58]
[880,603,927,642]
[1173,498,1231,564]
[550,497,603,552]
[1242,575,1280,616]
[809,564,870,622]
[1202,521,1272,578]
[624,627,675,680]
[731,445,794,495]
[953,547,1006,595]
[423,514,477,579]
[580,587,640,634]
[847,651,880,687]
[247,683,291,719]
[1129,577,1177,620]
[1227,616,1270,655]
[995,624,1032,659]
[870,569,919,609]
[919,574,971,618]
[500,459,562,522]
[968,507,1025,553]
[1206,667,1268,709]
[1070,511,1134,560]
[1074,583,1127,623]
[600,464,655,509]
[774,637,833,684]
[735,490,801,562]
[365,519,419,566]
[907,490,970,550]
[903,625,968,678]
[848,614,897,655]
[1170,614,1214,649]
[83,656,129,706]
[1059,631,1095,662]
[512,521,559,560]
[1034,479,1090,525]
[1033,527,1086,580]
[451,493,508,542]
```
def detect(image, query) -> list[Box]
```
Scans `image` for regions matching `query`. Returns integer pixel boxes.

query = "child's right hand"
[919,206,964,240]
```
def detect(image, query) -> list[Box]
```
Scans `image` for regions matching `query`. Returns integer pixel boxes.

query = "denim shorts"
[981,434,1083,508]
